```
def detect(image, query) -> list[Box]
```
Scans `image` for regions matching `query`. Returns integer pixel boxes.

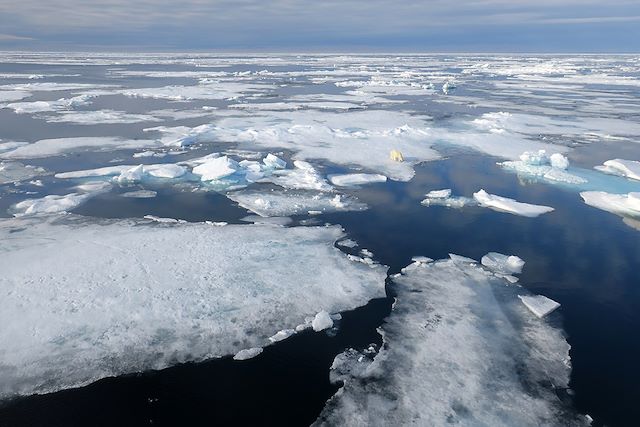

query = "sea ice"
[192,156,240,181]
[314,257,586,426]
[481,252,525,275]
[227,190,366,217]
[312,311,334,332]
[421,189,474,209]
[0,137,158,159]
[0,217,387,398]
[580,191,640,218]
[499,150,586,185]
[263,153,286,169]
[594,159,640,181]
[0,161,47,185]
[233,348,264,361]
[518,295,561,318]
[473,189,555,217]
[328,173,387,187]
[266,160,332,191]
[121,190,157,198]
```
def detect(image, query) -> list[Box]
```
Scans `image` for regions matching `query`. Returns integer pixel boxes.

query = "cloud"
[0,0,638,50]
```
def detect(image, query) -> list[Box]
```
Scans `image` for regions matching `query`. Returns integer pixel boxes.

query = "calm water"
[1,54,640,426]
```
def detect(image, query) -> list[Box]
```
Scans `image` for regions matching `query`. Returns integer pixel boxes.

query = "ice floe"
[473,189,555,217]
[421,188,474,208]
[233,348,264,361]
[594,159,640,182]
[500,150,586,185]
[0,137,158,159]
[265,160,332,191]
[0,161,47,185]
[328,173,387,187]
[227,190,366,217]
[481,252,525,275]
[580,191,640,219]
[314,257,586,426]
[121,190,157,198]
[519,295,561,318]
[0,217,386,398]
[312,311,334,332]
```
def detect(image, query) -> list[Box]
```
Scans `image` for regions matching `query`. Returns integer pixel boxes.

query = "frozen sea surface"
[1,53,640,427]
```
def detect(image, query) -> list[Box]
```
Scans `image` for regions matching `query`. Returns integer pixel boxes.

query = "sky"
[0,0,639,52]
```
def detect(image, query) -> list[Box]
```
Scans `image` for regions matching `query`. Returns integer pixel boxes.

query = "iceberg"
[594,159,640,181]
[473,189,555,217]
[328,173,387,187]
[314,257,587,426]
[0,217,387,398]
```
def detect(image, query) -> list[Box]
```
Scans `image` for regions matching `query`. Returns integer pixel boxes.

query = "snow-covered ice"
[314,257,586,426]
[192,156,240,181]
[481,252,525,275]
[0,217,387,398]
[0,137,158,159]
[473,189,555,217]
[0,161,47,185]
[595,159,640,182]
[421,188,474,208]
[233,348,263,361]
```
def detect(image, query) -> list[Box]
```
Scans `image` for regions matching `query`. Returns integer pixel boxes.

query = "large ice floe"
[0,216,386,398]
[314,256,587,427]
[500,150,587,185]
[473,189,555,217]
[10,182,112,216]
[594,159,640,182]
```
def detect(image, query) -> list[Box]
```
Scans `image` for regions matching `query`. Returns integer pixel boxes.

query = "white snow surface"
[312,311,334,332]
[481,252,525,275]
[313,258,586,427]
[473,189,555,217]
[0,217,387,398]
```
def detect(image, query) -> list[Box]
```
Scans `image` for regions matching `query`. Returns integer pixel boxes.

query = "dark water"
[2,153,640,426]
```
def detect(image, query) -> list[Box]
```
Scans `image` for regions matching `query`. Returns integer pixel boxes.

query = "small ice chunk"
[114,165,145,184]
[233,348,264,361]
[192,155,239,181]
[481,252,525,275]
[473,189,554,217]
[269,329,296,343]
[329,173,387,187]
[550,153,569,170]
[11,193,90,216]
[425,189,451,198]
[312,311,334,332]
[594,159,640,181]
[411,256,433,264]
[337,238,358,248]
[263,153,286,169]
[518,295,561,318]
[143,215,182,223]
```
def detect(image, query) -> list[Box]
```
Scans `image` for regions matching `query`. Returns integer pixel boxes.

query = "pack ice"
[0,216,386,399]
[314,257,587,427]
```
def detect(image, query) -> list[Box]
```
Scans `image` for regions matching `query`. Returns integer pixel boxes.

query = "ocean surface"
[0,53,639,426]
